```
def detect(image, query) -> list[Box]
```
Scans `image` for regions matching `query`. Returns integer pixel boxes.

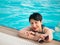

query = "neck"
[39,25,43,32]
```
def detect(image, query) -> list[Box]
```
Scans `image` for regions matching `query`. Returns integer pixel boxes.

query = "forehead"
[30,19,40,22]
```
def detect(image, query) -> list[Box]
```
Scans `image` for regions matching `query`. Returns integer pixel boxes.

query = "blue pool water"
[0,0,60,41]
[0,0,60,30]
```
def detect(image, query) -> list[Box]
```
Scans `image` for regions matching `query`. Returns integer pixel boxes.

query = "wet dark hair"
[29,12,42,22]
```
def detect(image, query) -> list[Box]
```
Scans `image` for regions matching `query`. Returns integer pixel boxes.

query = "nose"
[32,23,36,28]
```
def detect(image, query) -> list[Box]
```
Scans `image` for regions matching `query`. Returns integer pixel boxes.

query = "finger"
[25,31,29,36]
[30,31,35,35]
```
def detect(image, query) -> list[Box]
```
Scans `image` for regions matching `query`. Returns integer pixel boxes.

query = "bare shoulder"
[43,27,54,33]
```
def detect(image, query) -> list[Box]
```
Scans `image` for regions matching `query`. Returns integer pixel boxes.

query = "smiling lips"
[33,27,37,30]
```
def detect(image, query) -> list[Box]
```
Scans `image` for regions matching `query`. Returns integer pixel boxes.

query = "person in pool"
[18,12,53,42]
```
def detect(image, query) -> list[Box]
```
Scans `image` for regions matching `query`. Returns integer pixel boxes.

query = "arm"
[18,26,39,41]
[34,27,53,42]
[43,27,53,42]
[18,26,31,39]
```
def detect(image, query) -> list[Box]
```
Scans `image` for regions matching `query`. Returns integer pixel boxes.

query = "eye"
[35,22,37,23]
[31,22,33,24]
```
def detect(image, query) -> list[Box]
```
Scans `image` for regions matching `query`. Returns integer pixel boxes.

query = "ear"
[40,21,42,23]
[40,21,42,24]
[41,22,42,25]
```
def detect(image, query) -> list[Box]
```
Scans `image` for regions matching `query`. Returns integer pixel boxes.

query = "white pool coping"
[0,32,37,45]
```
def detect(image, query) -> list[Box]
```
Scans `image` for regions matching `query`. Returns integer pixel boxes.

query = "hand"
[29,31,36,35]
[25,31,35,39]
[40,34,48,40]
[36,33,48,40]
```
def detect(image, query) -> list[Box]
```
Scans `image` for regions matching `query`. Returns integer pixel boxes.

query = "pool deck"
[0,26,60,45]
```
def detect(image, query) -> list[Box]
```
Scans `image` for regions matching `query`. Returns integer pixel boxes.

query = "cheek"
[36,24,40,27]
[36,24,41,29]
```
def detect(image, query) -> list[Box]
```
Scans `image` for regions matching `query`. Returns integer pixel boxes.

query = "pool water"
[0,0,60,30]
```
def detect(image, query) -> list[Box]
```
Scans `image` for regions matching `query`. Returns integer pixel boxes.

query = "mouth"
[32,27,37,30]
